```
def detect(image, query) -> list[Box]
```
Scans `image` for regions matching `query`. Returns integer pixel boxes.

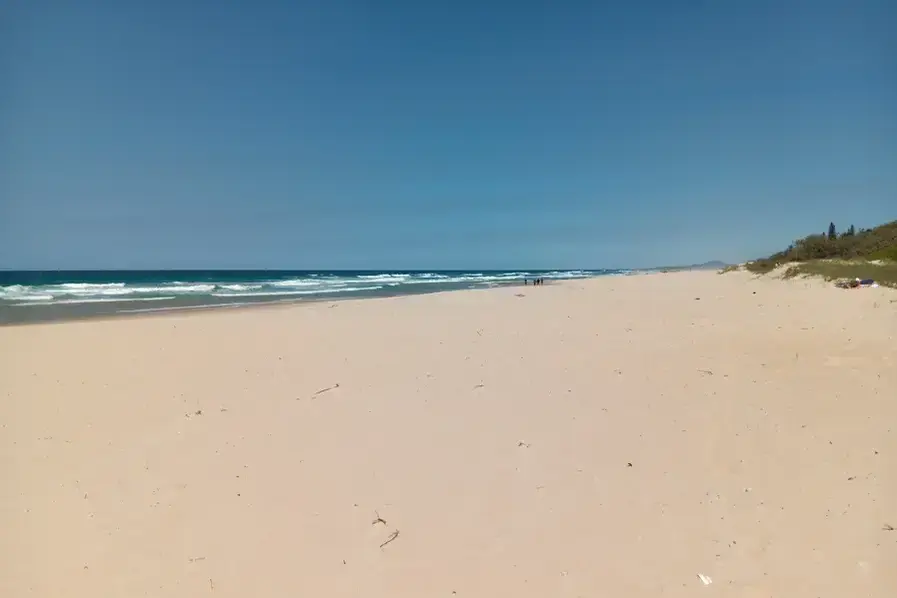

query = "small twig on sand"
[517,441,530,448]
[372,511,387,526]
[311,383,340,398]
[884,524,895,531]
[380,530,400,549]
[698,369,714,376]
[210,578,214,591]
[188,556,206,563]
[472,383,485,390]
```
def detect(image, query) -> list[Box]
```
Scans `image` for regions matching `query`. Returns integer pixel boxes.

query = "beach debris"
[517,441,530,448]
[697,573,712,586]
[380,530,400,549]
[188,556,206,563]
[195,409,203,416]
[310,383,340,398]
[210,578,214,591]
[836,278,879,289]
[372,511,387,526]
[626,462,633,467]
[697,369,714,376]
[515,293,526,297]
[848,476,856,481]
[883,524,895,531]
[472,383,485,390]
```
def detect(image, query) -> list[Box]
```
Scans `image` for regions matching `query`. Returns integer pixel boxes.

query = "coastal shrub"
[752,220,897,265]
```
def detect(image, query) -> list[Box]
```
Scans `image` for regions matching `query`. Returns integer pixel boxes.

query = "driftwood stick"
[311,383,340,398]
[379,530,400,549]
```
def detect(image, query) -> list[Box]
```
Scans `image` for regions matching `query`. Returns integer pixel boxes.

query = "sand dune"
[2,270,895,597]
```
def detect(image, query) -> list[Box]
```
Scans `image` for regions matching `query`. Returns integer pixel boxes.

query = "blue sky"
[2,0,895,270]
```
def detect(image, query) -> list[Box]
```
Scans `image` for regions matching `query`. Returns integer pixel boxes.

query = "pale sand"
[2,271,896,597]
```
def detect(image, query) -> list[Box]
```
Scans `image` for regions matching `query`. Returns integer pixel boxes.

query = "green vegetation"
[781,261,897,288]
[744,219,897,275]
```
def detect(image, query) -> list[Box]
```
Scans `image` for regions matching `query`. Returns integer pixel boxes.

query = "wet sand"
[2,270,895,597]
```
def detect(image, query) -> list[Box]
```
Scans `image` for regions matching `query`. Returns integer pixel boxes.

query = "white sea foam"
[400,273,520,285]
[212,285,384,298]
[269,279,326,288]
[217,284,264,292]
[0,282,219,302]
[10,296,178,307]
[49,284,216,297]
[58,282,127,290]
[0,271,606,311]
[356,274,413,283]
[0,285,41,300]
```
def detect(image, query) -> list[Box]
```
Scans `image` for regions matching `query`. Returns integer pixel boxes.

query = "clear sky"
[2,1,895,270]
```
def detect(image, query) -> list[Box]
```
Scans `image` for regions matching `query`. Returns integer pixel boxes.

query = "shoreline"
[0,279,543,328]
[0,270,611,327]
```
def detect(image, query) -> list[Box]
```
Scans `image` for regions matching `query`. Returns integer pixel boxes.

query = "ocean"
[0,269,624,325]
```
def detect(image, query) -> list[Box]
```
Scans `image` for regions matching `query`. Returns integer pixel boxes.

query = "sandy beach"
[2,270,895,597]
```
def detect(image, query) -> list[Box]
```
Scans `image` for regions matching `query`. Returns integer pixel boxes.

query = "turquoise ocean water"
[0,269,624,325]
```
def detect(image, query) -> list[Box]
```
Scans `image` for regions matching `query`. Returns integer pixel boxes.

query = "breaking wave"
[0,270,613,310]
